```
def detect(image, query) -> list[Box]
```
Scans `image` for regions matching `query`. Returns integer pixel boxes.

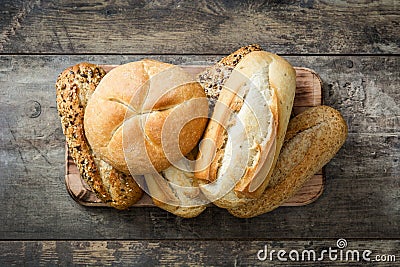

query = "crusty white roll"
[195,50,296,208]
[84,59,209,175]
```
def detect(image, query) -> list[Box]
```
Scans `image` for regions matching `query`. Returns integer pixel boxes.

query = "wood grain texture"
[0,55,398,240]
[0,0,399,54]
[1,1,399,264]
[64,66,324,208]
[0,240,398,266]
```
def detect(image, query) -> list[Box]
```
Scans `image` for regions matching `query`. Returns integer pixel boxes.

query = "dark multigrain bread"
[56,63,143,209]
[197,44,262,113]
[218,44,263,67]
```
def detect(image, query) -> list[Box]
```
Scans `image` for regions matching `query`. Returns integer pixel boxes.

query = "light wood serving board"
[65,65,324,208]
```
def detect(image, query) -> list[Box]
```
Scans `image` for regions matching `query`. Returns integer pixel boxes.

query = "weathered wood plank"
[0,55,398,239]
[0,0,398,54]
[0,240,398,266]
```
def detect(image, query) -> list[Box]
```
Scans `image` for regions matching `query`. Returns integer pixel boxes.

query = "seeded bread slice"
[56,63,143,209]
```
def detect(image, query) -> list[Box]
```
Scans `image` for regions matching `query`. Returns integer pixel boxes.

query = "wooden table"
[0,1,398,266]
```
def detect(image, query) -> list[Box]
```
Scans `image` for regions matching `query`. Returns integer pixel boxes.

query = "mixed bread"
[56,45,347,217]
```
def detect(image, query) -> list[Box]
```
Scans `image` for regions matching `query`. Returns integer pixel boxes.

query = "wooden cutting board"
[65,65,324,207]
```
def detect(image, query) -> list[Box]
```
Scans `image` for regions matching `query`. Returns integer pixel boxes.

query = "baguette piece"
[228,106,348,218]
[195,49,296,208]
[56,63,143,209]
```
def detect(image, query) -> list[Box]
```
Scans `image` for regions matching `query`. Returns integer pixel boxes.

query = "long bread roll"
[195,48,296,208]
[56,63,143,209]
[228,105,348,218]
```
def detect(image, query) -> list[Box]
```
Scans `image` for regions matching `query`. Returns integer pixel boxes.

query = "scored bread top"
[248,51,297,198]
[195,49,296,208]
[84,59,209,175]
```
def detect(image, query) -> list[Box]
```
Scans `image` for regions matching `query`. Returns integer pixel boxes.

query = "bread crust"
[228,106,348,218]
[195,48,296,208]
[198,44,262,113]
[84,60,209,175]
[146,169,207,218]
[219,44,263,67]
[56,63,143,209]
[246,51,296,198]
[143,147,207,218]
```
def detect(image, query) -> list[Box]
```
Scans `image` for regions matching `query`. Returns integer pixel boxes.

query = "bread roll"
[84,59,209,175]
[56,63,143,209]
[195,50,296,208]
[228,106,348,218]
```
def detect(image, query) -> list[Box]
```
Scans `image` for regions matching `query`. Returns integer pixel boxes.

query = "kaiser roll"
[84,59,209,175]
